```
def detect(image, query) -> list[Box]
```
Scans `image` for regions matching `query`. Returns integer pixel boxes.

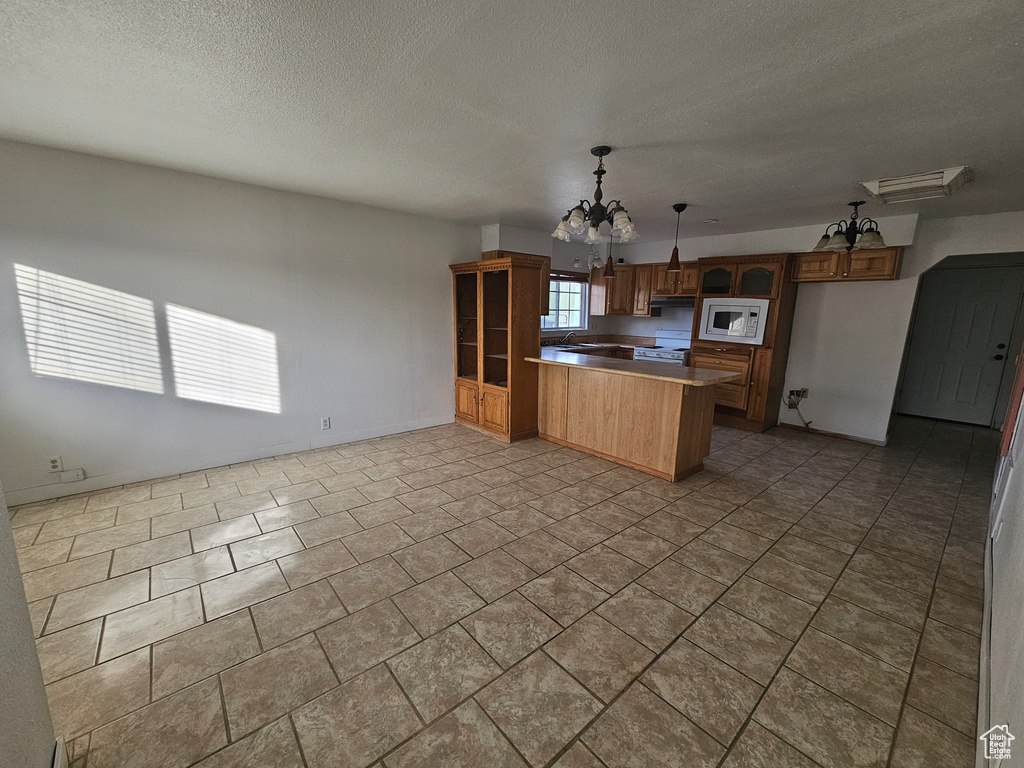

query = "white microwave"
[698,298,770,346]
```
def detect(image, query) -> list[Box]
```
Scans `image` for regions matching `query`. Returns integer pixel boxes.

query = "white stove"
[633,328,692,365]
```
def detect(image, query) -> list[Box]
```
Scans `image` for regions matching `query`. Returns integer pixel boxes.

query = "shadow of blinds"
[13,264,164,394]
[166,304,281,414]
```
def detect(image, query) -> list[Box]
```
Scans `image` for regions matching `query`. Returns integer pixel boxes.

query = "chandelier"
[812,201,887,252]
[552,146,638,277]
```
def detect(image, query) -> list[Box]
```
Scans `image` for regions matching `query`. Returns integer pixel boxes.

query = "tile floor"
[11,416,993,767]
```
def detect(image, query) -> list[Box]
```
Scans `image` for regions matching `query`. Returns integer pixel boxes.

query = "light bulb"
[585,226,604,245]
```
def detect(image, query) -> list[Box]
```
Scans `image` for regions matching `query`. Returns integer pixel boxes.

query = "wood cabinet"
[692,253,797,433]
[791,247,903,282]
[481,250,552,314]
[589,265,635,316]
[451,255,544,441]
[652,263,698,296]
[633,264,653,316]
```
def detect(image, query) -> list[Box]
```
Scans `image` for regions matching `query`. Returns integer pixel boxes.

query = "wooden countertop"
[527,349,742,387]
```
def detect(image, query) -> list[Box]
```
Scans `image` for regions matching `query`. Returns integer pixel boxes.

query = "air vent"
[861,166,971,204]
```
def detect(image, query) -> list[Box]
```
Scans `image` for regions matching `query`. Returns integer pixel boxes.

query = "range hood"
[650,295,696,308]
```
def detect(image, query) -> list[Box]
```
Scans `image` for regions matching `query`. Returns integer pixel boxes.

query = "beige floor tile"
[699,521,774,560]
[191,515,262,551]
[890,706,975,768]
[150,506,219,538]
[270,479,329,506]
[152,610,260,699]
[478,651,602,767]
[12,522,42,549]
[686,604,791,686]
[350,497,414,528]
[643,638,763,745]
[277,539,356,588]
[22,552,112,603]
[565,544,647,593]
[545,515,615,551]
[150,474,210,499]
[595,582,694,653]
[46,647,151,740]
[392,571,484,636]
[386,699,526,768]
[36,508,118,544]
[85,486,153,512]
[552,742,604,767]
[721,721,819,768]
[342,522,415,563]
[848,549,935,596]
[294,510,362,547]
[328,555,414,612]
[719,576,816,641]
[221,633,338,737]
[28,597,53,637]
[200,561,289,620]
[309,488,370,515]
[393,534,470,581]
[602,525,678,567]
[811,596,920,671]
[929,588,983,636]
[47,570,150,633]
[17,537,74,573]
[115,495,184,525]
[445,518,517,557]
[753,668,893,768]
[454,549,537,602]
[906,657,978,736]
[317,599,421,682]
[151,546,234,597]
[396,508,463,541]
[254,500,319,532]
[830,569,930,631]
[671,538,752,585]
[746,552,834,604]
[35,617,103,684]
[248,580,346,649]
[99,586,204,661]
[110,532,192,577]
[442,494,504,523]
[502,530,579,573]
[663,496,731,527]
[519,566,610,627]
[214,492,278,521]
[461,591,561,669]
[544,613,654,703]
[635,510,706,545]
[489,506,557,538]
[638,559,725,615]
[787,628,908,725]
[194,717,304,768]
[87,677,226,768]
[583,683,724,768]
[182,483,240,510]
[292,664,421,768]
[388,624,501,722]
[228,527,304,570]
[918,618,980,680]
[526,491,589,520]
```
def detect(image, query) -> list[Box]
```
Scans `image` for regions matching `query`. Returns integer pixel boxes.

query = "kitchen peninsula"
[526,349,741,481]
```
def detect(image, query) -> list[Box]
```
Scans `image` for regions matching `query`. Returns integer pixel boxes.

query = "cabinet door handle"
[842,272,849,277]
[995,355,1005,361]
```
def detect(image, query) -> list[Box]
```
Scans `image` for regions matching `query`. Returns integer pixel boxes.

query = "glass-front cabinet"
[482,269,509,387]
[736,264,779,297]
[455,272,478,381]
[700,265,736,295]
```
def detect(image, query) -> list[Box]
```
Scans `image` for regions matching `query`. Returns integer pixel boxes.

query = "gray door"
[899,266,1024,425]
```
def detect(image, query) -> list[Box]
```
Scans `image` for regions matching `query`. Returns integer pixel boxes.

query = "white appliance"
[698,297,770,346]
[633,328,691,365]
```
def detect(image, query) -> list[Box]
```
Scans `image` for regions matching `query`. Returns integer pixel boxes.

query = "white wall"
[0,141,479,504]
[0,482,55,768]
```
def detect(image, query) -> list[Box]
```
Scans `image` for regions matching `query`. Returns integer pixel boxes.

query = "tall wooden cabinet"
[451,255,544,442]
[691,253,798,433]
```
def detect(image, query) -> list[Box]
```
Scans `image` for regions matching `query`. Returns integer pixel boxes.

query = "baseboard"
[53,737,68,768]
[4,416,456,507]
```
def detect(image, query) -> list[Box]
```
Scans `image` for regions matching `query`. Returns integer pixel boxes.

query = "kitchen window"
[542,272,588,331]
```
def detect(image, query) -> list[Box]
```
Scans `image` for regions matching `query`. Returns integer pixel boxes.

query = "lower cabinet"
[479,388,509,433]
[455,379,479,422]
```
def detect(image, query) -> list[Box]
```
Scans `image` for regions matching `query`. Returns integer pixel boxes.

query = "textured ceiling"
[1,0,1022,240]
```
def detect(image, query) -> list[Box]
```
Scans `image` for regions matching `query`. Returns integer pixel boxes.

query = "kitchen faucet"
[560,332,576,344]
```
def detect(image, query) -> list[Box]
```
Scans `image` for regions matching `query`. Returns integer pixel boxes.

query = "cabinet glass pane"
[739,267,775,296]
[482,269,509,387]
[702,267,733,294]
[455,272,478,381]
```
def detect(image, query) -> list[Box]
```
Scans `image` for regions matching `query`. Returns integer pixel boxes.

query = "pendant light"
[602,240,616,279]
[666,203,687,272]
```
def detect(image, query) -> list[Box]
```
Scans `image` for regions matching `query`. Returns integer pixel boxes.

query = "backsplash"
[592,306,695,337]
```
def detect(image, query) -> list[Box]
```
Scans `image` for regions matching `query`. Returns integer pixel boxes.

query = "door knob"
[995,355,1005,361]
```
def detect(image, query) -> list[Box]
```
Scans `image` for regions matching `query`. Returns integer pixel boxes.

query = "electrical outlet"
[48,455,63,473]
[60,468,85,482]
[799,388,809,398]
[320,417,331,430]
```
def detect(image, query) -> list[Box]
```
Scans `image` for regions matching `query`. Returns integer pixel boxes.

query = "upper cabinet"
[481,250,552,313]
[697,255,789,299]
[589,265,636,316]
[791,247,903,283]
[632,264,654,316]
[652,263,698,296]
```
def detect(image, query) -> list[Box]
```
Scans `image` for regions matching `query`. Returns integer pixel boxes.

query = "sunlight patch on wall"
[166,304,281,414]
[14,264,164,393]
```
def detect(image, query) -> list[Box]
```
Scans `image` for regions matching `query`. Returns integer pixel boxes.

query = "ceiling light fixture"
[812,201,887,252]
[553,146,638,280]
[666,203,687,272]
[861,166,971,204]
